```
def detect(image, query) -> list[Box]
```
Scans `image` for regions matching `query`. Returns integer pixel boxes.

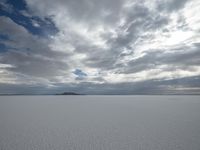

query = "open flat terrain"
[0,96,200,150]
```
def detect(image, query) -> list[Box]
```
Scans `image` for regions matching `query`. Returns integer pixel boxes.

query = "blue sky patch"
[0,34,9,41]
[73,69,87,80]
[0,43,8,53]
[0,0,58,37]
[7,0,26,10]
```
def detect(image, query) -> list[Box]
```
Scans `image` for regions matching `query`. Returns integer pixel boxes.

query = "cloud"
[0,16,70,84]
[1,75,200,95]
[157,0,189,12]
[0,0,200,94]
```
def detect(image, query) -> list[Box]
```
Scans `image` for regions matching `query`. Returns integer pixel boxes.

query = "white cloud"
[25,0,200,82]
[0,0,200,94]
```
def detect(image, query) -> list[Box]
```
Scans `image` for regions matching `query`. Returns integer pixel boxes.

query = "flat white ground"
[0,96,200,150]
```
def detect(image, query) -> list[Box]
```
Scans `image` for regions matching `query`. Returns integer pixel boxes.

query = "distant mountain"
[57,92,82,95]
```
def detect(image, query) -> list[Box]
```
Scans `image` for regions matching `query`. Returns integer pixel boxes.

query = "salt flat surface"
[0,96,200,150]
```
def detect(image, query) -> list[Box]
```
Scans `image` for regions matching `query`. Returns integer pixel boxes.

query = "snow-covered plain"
[0,96,200,150]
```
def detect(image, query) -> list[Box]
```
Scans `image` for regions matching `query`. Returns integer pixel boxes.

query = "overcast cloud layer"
[0,0,200,94]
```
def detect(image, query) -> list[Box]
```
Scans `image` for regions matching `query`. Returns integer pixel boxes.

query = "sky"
[0,0,200,94]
